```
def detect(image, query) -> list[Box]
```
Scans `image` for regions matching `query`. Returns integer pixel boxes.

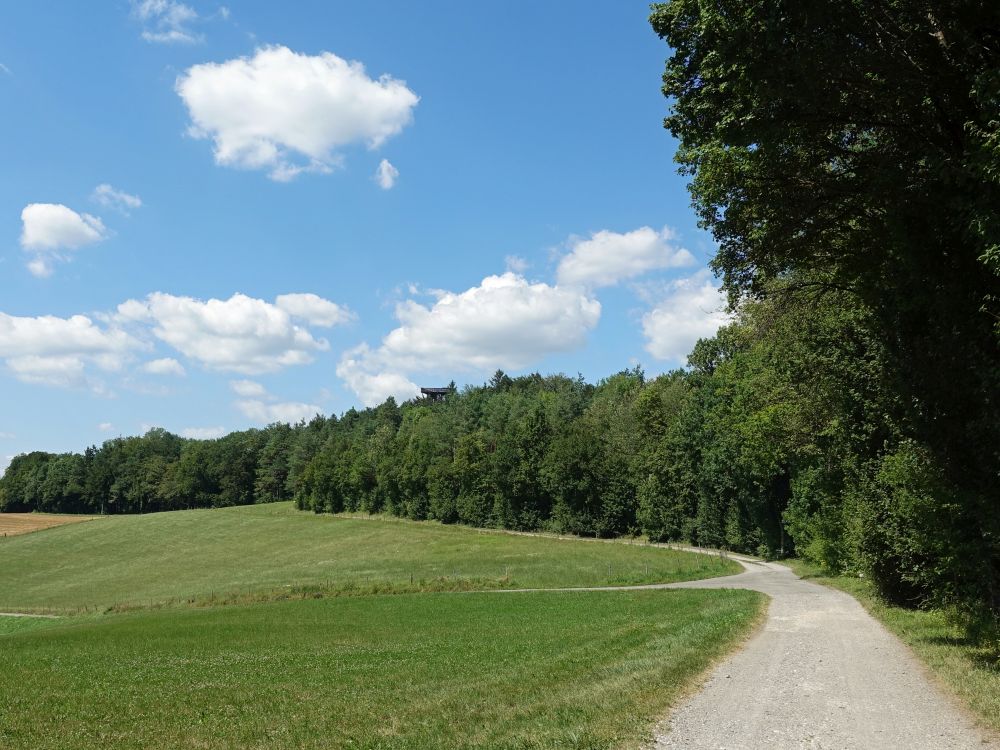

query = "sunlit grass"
[0,588,764,750]
[0,502,739,613]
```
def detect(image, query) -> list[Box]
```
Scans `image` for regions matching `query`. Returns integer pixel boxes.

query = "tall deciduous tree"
[651,0,1000,612]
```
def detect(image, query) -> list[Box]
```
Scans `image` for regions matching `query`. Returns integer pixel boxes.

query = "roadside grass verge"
[785,559,1000,733]
[0,588,764,750]
[0,502,739,613]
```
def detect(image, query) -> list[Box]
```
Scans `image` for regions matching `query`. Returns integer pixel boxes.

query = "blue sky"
[0,1,726,467]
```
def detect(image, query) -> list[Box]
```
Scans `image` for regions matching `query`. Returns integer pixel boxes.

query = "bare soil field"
[0,513,97,537]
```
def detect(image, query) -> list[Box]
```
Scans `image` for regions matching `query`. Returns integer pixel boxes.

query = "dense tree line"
[0,427,277,516]
[649,0,1000,618]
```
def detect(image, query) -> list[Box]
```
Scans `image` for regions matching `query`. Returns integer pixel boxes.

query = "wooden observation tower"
[420,387,451,402]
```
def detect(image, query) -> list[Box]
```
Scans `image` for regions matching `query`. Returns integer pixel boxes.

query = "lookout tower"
[420,387,450,402]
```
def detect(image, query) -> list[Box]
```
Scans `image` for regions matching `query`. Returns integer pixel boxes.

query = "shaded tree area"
[0,427,272,515]
[650,0,1000,618]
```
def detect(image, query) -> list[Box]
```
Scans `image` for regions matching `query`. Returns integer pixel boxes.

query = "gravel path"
[0,612,59,618]
[654,558,997,749]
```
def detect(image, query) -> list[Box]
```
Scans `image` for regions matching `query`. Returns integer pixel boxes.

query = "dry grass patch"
[0,513,97,537]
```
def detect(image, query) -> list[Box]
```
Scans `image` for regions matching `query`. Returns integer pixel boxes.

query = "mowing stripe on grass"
[0,589,765,750]
[0,502,740,613]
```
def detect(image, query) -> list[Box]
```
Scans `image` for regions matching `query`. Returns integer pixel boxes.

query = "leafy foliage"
[651,0,1000,615]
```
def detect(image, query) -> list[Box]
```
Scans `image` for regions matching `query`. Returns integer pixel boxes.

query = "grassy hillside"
[0,588,764,750]
[0,615,57,637]
[0,502,739,612]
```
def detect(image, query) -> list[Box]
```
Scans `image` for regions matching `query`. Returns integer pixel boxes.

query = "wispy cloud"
[227,380,320,425]
[556,226,695,289]
[505,255,529,274]
[92,184,142,215]
[374,159,399,190]
[140,357,186,376]
[180,425,225,439]
[131,0,202,44]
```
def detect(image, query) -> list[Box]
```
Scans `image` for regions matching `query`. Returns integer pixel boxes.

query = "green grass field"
[0,589,763,750]
[0,502,739,613]
[0,615,58,637]
[0,505,761,749]
[785,559,1000,734]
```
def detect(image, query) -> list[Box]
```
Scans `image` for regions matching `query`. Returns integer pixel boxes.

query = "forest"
[3,2,999,626]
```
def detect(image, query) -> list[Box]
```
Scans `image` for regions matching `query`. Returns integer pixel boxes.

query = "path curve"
[653,558,997,749]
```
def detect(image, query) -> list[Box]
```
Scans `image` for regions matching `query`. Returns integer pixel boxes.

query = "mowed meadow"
[1,590,761,750]
[0,503,740,613]
[0,505,763,749]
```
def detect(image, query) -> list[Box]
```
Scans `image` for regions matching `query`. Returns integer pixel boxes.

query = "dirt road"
[654,558,997,749]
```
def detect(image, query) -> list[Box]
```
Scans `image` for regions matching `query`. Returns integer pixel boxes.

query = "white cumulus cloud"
[382,273,600,371]
[337,272,600,405]
[0,312,138,388]
[98,422,115,432]
[642,271,731,363]
[92,184,142,214]
[556,226,695,289]
[140,357,186,376]
[374,158,399,189]
[117,291,345,374]
[336,349,421,407]
[274,293,352,327]
[20,203,109,277]
[176,45,419,181]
